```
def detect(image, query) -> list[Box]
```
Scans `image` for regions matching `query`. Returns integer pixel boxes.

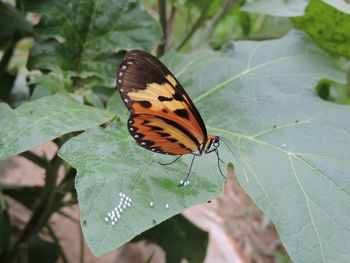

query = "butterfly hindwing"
[128,114,197,155]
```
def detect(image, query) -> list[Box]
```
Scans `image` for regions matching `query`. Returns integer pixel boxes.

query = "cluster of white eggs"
[104,192,132,226]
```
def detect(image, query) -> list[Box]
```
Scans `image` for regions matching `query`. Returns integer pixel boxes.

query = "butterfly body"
[116,50,220,158]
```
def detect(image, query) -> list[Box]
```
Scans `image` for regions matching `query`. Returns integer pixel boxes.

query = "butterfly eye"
[213,136,220,148]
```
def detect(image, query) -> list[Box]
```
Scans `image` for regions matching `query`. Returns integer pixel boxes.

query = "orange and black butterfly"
[116,50,224,184]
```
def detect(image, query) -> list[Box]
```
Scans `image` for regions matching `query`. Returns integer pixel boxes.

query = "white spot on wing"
[122,65,127,70]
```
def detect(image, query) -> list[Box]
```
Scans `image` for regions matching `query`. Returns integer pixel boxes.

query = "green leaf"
[84,92,105,109]
[24,0,162,85]
[0,103,13,121]
[59,29,350,262]
[58,123,224,256]
[132,214,208,263]
[30,70,72,100]
[323,0,350,14]
[164,31,347,262]
[294,0,350,57]
[185,0,222,18]
[0,94,114,161]
[240,0,308,17]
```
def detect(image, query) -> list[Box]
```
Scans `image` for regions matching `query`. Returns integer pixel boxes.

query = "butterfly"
[116,50,225,184]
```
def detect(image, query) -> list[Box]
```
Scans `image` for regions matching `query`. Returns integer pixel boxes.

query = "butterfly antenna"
[215,149,226,179]
[179,155,196,186]
[159,155,183,166]
[220,136,250,182]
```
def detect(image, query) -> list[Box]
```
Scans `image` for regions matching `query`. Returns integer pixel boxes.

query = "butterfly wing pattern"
[116,50,219,157]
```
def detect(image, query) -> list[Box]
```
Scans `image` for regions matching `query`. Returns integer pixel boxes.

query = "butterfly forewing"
[117,50,208,155]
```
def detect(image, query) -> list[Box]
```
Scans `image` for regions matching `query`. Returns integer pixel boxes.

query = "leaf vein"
[289,156,326,262]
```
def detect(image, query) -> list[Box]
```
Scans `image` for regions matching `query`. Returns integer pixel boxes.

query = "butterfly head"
[203,135,220,154]
[213,136,220,148]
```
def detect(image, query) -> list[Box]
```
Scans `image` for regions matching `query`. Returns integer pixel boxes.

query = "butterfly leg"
[215,149,226,179]
[179,154,196,186]
[159,155,183,166]
[218,155,225,164]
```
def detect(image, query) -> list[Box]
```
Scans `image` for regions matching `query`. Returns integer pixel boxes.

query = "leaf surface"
[60,30,350,262]
[0,103,13,121]
[240,0,308,17]
[59,123,223,256]
[171,31,347,263]
[0,94,114,161]
[24,0,162,86]
[294,0,350,57]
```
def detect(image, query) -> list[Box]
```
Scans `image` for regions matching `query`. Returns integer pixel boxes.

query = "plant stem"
[157,0,167,56]
[9,153,62,260]
[57,210,80,223]
[0,39,16,80]
[203,0,239,41]
[166,5,177,47]
[0,0,25,79]
[176,0,211,52]
[19,151,48,169]
[47,224,69,263]
[254,14,266,32]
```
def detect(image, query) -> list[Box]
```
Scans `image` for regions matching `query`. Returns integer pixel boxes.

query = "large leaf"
[240,0,308,17]
[62,30,350,261]
[0,103,13,121]
[58,122,224,256]
[0,94,114,161]
[294,0,350,58]
[166,31,348,262]
[24,0,162,86]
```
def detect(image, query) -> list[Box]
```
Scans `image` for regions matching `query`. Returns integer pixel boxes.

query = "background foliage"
[1,0,350,262]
